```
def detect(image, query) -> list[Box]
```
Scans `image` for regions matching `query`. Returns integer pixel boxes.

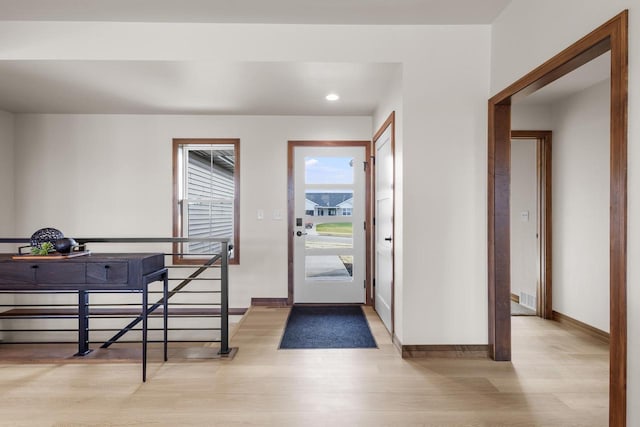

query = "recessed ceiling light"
[325,93,340,101]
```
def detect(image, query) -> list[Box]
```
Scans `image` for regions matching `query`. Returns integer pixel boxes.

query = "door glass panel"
[305,191,354,216]
[305,157,354,184]
[304,190,354,249]
[305,221,353,250]
[305,256,354,281]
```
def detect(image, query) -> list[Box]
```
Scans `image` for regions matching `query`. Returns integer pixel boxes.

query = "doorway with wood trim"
[488,11,627,426]
[510,131,552,320]
[287,140,372,305]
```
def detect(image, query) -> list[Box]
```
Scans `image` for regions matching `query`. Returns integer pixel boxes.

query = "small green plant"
[31,241,54,255]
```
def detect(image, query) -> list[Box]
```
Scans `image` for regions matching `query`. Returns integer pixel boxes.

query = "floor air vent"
[519,292,537,310]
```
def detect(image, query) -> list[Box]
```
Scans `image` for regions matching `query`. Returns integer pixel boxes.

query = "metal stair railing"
[0,237,232,355]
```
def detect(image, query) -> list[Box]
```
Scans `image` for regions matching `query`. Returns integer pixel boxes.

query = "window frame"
[172,138,240,265]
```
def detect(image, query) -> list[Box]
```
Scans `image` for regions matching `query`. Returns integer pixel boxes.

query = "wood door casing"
[488,11,627,427]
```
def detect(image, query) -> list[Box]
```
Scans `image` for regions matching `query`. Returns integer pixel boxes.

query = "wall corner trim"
[392,333,402,354]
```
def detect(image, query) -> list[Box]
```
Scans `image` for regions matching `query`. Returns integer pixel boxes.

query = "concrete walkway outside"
[305,255,350,280]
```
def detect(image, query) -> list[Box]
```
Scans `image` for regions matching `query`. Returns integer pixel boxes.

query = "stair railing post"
[219,241,230,355]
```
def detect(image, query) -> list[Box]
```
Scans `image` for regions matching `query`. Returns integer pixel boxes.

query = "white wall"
[510,139,538,304]
[511,82,610,329]
[14,114,371,308]
[400,33,490,345]
[0,110,16,338]
[551,80,610,332]
[373,66,404,340]
[511,104,553,130]
[492,1,639,422]
[0,110,14,236]
[0,21,492,346]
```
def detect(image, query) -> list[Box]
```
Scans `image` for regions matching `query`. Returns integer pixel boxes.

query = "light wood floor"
[0,306,608,426]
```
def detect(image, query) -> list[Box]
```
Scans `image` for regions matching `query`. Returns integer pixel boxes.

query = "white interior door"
[375,126,393,333]
[293,145,366,303]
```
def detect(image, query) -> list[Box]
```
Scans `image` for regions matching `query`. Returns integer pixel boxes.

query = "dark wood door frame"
[511,131,552,320]
[372,112,396,334]
[287,140,373,306]
[488,11,627,426]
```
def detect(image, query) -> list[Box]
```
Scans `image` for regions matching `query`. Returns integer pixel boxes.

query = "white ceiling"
[0,0,513,116]
[0,0,512,25]
[0,1,610,117]
[0,61,399,115]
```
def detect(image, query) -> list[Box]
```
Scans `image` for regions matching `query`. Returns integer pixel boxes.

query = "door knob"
[384,236,392,242]
[296,231,308,237]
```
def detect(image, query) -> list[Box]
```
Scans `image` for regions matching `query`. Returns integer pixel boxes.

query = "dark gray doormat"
[279,305,377,349]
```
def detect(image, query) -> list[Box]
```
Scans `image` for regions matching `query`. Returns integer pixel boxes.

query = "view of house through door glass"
[294,146,366,303]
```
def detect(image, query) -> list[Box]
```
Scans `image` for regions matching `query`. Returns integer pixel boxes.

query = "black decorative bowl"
[30,228,64,249]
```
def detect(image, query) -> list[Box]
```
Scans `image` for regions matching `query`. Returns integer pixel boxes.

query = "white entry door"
[293,145,366,303]
[375,125,394,333]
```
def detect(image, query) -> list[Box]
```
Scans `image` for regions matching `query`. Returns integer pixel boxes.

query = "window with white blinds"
[173,139,240,264]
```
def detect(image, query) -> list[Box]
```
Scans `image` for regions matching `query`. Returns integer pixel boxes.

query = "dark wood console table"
[0,253,168,381]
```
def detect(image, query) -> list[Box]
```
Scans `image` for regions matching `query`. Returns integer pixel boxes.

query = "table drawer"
[86,262,128,284]
[0,262,86,285]
[0,263,35,284]
[34,263,86,284]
